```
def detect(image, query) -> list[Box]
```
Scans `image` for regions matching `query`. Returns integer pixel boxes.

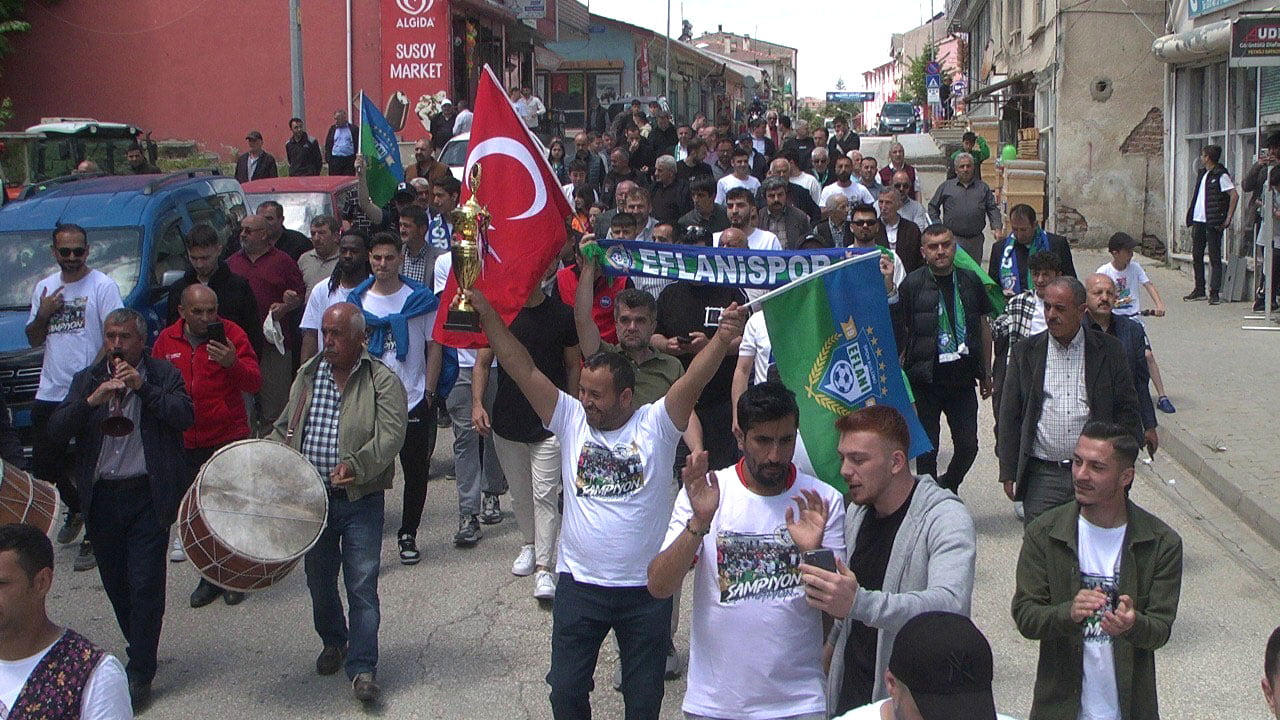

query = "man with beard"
[848,203,906,291]
[301,228,373,362]
[285,117,324,176]
[820,155,876,211]
[648,382,845,720]
[716,187,781,251]
[801,405,976,716]
[928,153,1002,263]
[649,156,692,226]
[761,177,812,250]
[711,137,735,181]
[603,148,645,210]
[471,282,743,720]
[679,178,731,234]
[404,138,451,185]
[859,157,888,198]
[676,137,714,185]
[124,143,161,175]
[572,132,606,187]
[256,200,313,261]
[829,114,861,156]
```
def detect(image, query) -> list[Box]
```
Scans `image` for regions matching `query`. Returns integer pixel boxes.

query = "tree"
[899,45,951,106]
[0,0,32,128]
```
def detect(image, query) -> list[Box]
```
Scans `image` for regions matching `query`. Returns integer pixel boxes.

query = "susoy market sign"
[1230,15,1280,67]
[380,0,452,141]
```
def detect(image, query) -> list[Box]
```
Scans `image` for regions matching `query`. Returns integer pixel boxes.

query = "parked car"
[878,102,919,135]
[0,169,244,440]
[241,176,358,235]
[438,131,470,182]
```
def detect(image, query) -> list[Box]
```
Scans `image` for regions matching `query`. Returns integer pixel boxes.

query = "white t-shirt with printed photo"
[0,635,133,720]
[359,284,434,409]
[547,390,683,587]
[1096,260,1149,317]
[664,464,845,720]
[29,270,124,402]
[1078,515,1127,720]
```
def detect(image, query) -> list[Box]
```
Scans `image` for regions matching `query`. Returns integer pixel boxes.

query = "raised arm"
[663,303,745,432]
[353,156,386,226]
[469,289,560,426]
[574,238,604,358]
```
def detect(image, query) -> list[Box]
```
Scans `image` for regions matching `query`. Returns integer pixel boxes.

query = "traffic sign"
[925,75,942,90]
[925,61,940,76]
[927,87,941,104]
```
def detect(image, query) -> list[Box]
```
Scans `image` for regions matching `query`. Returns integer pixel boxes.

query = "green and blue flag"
[760,252,931,492]
[359,92,405,206]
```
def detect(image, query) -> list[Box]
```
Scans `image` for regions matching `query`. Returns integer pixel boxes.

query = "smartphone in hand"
[801,548,837,574]
[206,321,226,346]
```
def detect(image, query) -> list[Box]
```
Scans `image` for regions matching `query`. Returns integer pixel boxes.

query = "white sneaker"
[533,570,557,600]
[169,537,186,563]
[512,544,536,576]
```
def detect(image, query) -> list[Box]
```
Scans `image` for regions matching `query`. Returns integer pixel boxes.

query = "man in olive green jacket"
[269,303,407,704]
[1012,421,1182,720]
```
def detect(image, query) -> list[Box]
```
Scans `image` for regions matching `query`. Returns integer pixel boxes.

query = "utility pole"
[290,0,305,120]
[665,0,672,101]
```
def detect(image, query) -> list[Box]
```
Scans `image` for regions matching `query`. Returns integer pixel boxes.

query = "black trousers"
[86,476,169,684]
[913,382,980,492]
[30,399,79,515]
[398,398,438,537]
[1191,222,1224,296]
[547,574,671,720]
[328,155,356,176]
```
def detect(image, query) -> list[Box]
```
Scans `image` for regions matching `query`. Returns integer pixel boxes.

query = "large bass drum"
[178,439,328,592]
[0,461,60,535]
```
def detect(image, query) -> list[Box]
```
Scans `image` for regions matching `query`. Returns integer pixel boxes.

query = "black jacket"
[574,151,607,187]
[892,265,991,386]
[324,123,360,164]
[1088,314,1156,431]
[760,205,813,250]
[811,219,844,248]
[1185,165,1233,227]
[758,183,820,224]
[234,152,278,183]
[986,232,1077,288]
[167,261,264,355]
[998,329,1142,494]
[875,218,924,274]
[49,355,194,525]
[648,123,679,156]
[829,131,861,156]
[649,178,693,226]
[285,134,323,176]
[274,228,313,261]
[781,137,817,171]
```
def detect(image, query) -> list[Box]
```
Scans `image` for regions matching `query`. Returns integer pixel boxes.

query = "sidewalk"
[1075,249,1280,549]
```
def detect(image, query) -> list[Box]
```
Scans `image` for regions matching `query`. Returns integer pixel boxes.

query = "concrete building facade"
[692,28,798,112]
[949,0,1167,248]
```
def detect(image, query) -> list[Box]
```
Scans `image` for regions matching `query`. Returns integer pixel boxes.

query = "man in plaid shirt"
[991,251,1063,444]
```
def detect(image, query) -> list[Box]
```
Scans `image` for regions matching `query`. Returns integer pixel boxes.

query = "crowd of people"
[0,97,1269,720]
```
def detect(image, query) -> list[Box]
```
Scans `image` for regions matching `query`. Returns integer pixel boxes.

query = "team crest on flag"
[809,317,889,414]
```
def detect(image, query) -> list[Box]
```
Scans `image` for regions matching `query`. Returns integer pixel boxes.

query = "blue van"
[0,169,246,439]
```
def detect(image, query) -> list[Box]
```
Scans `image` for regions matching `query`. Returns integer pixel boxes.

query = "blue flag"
[761,254,931,490]
[359,92,406,205]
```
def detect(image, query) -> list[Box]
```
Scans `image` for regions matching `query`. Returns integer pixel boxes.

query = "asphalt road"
[44,394,1280,719]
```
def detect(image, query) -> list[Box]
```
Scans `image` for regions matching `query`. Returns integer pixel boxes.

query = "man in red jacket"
[152,284,262,607]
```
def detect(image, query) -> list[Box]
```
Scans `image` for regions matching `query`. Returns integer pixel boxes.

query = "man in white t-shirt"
[1013,422,1183,720]
[715,187,782,251]
[1184,143,1239,304]
[820,155,876,211]
[349,233,442,564]
[0,524,133,718]
[300,229,372,363]
[433,252,507,546]
[715,147,762,205]
[471,286,746,720]
[648,382,845,720]
[835,612,1017,720]
[25,223,124,570]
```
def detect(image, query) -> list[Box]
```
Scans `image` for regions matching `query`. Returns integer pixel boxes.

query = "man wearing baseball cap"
[234,130,278,183]
[835,611,1017,720]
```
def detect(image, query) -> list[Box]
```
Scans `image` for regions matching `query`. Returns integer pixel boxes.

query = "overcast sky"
[584,0,935,97]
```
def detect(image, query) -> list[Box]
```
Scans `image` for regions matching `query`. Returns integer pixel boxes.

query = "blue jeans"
[86,476,169,684]
[547,573,672,720]
[304,490,384,678]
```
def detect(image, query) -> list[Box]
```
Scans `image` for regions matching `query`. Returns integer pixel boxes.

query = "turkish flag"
[433,64,573,349]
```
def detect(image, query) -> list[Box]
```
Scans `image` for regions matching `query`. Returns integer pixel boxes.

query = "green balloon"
[1001,144,1017,161]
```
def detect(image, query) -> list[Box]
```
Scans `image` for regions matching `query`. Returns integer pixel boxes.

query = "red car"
[241,176,358,235]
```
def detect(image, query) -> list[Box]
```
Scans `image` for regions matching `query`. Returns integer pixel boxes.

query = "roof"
[240,176,357,194]
[25,120,140,137]
[0,173,237,231]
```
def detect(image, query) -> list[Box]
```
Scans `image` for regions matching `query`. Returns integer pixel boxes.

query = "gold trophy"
[445,163,491,331]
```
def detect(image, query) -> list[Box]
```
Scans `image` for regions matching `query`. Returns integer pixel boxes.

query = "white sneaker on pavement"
[169,537,186,563]
[533,570,557,600]
[512,544,536,576]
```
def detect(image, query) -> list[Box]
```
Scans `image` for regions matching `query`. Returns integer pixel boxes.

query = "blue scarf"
[998,228,1049,294]
[347,276,459,398]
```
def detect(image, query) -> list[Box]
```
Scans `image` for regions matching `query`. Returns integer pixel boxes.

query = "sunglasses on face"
[850,219,878,227]
[894,183,911,189]
[57,247,87,258]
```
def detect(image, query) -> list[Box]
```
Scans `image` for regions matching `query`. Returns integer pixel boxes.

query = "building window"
[545,71,622,131]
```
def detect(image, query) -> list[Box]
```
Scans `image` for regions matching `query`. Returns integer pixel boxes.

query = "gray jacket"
[825,476,977,714]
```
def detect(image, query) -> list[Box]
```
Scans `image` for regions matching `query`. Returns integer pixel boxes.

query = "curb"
[1157,418,1280,552]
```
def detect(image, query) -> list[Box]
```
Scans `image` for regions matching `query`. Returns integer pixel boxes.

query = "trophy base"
[444,308,481,332]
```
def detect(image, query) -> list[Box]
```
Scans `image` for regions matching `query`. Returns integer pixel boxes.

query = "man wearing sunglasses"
[893,170,932,231]
[25,224,125,572]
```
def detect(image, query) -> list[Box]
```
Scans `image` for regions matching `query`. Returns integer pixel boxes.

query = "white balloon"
[465,137,548,221]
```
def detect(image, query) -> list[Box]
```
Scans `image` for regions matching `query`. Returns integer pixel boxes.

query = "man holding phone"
[649,381,844,720]
[153,284,262,607]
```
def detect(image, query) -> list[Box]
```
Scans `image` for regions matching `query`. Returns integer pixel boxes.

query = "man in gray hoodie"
[798,405,977,716]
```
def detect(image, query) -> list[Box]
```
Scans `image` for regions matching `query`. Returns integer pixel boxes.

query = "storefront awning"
[961,71,1034,104]
[535,45,564,71]
[1151,19,1231,64]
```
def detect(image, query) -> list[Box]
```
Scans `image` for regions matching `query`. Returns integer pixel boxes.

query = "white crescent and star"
[464,137,548,221]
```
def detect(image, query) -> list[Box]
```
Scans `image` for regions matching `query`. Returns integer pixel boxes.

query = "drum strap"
[284,390,311,444]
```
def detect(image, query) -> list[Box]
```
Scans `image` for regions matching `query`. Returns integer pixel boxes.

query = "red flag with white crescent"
[432,64,573,349]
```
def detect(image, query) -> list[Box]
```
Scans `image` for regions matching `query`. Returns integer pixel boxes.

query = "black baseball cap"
[888,612,996,720]
[393,182,415,201]
[1108,232,1139,252]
